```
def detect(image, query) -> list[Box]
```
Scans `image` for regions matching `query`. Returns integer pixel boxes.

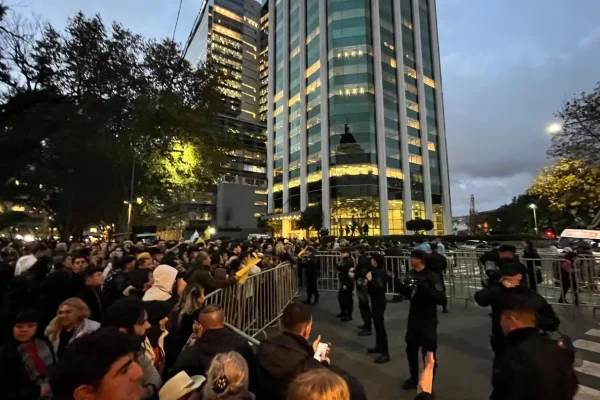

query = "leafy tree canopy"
[298,203,323,232]
[0,9,227,238]
[549,82,600,166]
[406,218,434,234]
[527,158,600,223]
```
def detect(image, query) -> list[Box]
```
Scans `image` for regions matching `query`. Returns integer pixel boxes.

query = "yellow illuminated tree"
[527,159,600,221]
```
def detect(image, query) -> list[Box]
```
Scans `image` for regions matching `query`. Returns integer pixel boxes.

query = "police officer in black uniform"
[426,242,448,313]
[492,292,577,400]
[336,248,355,321]
[474,262,560,387]
[366,253,391,363]
[399,249,446,390]
[301,246,320,305]
[355,246,373,336]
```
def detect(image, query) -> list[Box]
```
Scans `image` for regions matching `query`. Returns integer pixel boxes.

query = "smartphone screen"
[314,342,330,361]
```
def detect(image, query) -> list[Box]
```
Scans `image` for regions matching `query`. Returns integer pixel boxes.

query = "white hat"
[159,372,206,400]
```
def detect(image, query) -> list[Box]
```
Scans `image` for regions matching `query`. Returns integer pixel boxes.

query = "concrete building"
[266,0,451,237]
[156,0,269,239]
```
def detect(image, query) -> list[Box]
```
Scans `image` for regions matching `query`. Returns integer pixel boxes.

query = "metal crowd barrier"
[316,251,600,315]
[203,261,298,338]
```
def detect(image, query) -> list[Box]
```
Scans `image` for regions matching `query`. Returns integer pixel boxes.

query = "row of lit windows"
[219,86,242,100]
[214,6,242,23]
[331,86,374,97]
[306,79,321,95]
[244,16,258,28]
[406,99,419,112]
[409,154,423,165]
[212,42,242,60]
[306,27,320,45]
[405,66,417,79]
[330,164,378,177]
[213,24,242,41]
[288,93,300,107]
[213,54,242,70]
[408,118,420,129]
[212,33,241,50]
[306,60,320,79]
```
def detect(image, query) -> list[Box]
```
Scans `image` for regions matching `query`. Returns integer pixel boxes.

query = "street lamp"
[546,123,562,134]
[529,204,538,236]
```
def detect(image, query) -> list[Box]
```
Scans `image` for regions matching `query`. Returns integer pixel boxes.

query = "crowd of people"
[0,233,585,400]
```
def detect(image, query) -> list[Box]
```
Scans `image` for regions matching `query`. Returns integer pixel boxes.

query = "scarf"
[18,339,55,383]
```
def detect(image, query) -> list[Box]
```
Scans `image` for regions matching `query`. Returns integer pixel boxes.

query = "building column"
[428,0,452,233]
[370,0,389,235]
[412,0,434,232]
[266,0,276,214]
[393,0,413,233]
[282,0,290,213]
[318,0,330,230]
[299,0,308,211]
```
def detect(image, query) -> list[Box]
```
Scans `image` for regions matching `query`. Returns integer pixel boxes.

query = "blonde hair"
[202,351,249,399]
[287,369,350,400]
[275,243,285,255]
[45,298,91,339]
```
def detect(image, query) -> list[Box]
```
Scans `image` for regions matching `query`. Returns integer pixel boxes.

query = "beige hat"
[159,371,206,400]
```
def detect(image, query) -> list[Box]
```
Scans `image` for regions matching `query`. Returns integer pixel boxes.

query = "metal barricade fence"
[317,251,600,313]
[203,261,298,338]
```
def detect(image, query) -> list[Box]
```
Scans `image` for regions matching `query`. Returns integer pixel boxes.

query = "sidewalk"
[302,290,600,400]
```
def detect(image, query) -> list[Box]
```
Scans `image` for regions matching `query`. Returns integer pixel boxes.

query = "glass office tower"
[266,0,451,236]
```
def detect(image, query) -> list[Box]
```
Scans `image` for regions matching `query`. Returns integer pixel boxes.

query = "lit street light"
[529,204,538,236]
[546,123,562,134]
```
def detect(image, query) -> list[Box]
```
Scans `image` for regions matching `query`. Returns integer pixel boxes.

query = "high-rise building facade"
[157,0,268,239]
[266,0,451,237]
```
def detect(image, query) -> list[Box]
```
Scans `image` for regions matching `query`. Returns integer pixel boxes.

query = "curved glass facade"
[267,0,450,236]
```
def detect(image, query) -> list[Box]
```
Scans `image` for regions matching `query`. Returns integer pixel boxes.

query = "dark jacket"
[355,254,372,280]
[368,268,389,305]
[102,270,129,309]
[399,268,446,322]
[169,328,258,389]
[300,253,320,278]
[0,337,57,400]
[76,285,104,323]
[336,256,355,288]
[474,283,560,339]
[257,332,367,400]
[425,252,447,276]
[186,264,236,294]
[491,327,578,400]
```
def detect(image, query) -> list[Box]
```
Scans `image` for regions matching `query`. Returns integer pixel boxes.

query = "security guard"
[474,262,560,383]
[399,249,446,390]
[492,293,577,400]
[425,242,448,313]
[355,246,373,336]
[366,253,390,363]
[301,246,320,305]
[336,248,355,321]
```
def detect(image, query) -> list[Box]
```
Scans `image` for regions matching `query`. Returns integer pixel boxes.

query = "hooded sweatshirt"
[143,265,178,301]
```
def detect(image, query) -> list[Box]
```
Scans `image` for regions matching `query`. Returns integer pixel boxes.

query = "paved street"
[302,290,600,400]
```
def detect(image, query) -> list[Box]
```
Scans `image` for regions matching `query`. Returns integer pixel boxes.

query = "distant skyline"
[19,0,600,215]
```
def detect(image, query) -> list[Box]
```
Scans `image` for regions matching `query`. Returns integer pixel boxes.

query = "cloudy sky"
[16,0,600,216]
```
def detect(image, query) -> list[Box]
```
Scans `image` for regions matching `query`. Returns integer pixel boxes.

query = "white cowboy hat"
[159,371,206,400]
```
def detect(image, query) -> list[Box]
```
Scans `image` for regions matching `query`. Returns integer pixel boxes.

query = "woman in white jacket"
[45,297,100,359]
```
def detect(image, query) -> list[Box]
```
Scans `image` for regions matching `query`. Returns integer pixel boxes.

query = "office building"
[157,0,268,239]
[266,0,451,237]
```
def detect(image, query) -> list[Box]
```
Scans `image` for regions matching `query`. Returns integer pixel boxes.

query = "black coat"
[76,285,104,323]
[186,264,236,294]
[0,337,57,400]
[336,256,355,288]
[399,268,446,322]
[474,283,560,339]
[491,327,578,400]
[168,328,259,390]
[257,332,367,400]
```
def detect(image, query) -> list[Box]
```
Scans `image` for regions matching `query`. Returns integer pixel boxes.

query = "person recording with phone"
[365,253,390,363]
[398,250,446,391]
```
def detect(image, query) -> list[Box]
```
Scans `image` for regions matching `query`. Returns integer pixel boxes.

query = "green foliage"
[549,82,600,166]
[406,218,434,234]
[0,10,227,238]
[298,204,324,232]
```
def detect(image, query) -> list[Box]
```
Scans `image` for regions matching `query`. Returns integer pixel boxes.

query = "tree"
[527,158,600,225]
[0,10,227,239]
[406,218,434,234]
[548,82,600,166]
[298,203,323,233]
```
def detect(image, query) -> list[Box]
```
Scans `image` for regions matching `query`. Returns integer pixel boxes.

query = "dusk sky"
[20,0,600,216]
